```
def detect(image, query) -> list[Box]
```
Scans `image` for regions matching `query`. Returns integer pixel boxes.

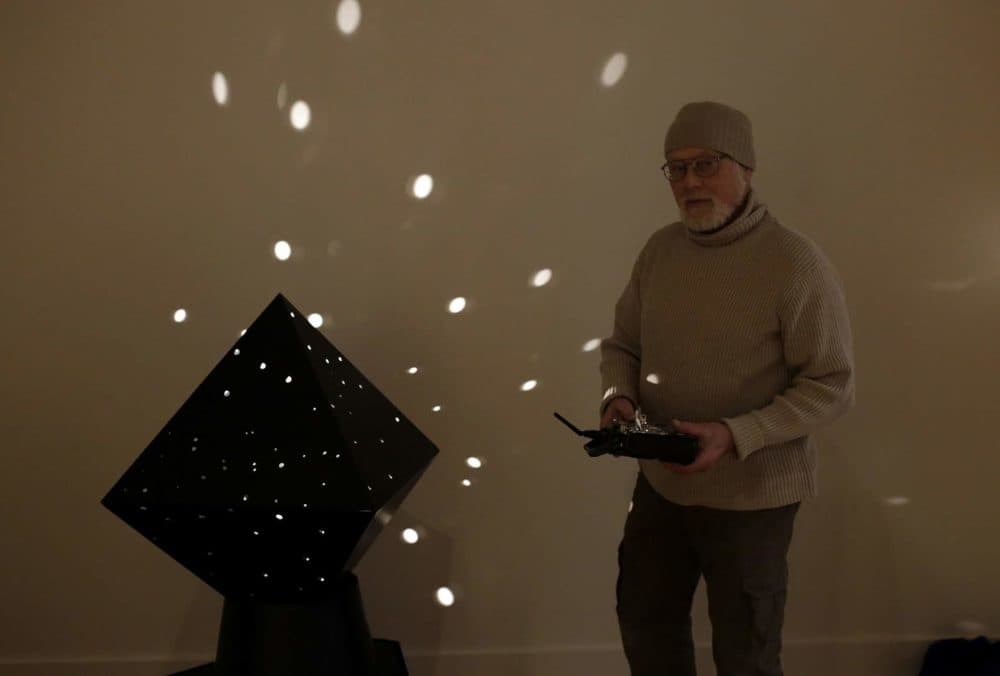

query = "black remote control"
[553,412,699,465]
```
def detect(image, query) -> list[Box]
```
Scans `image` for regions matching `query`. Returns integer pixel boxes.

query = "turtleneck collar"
[685,188,768,247]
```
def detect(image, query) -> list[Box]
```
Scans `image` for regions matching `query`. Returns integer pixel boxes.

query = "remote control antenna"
[553,412,585,437]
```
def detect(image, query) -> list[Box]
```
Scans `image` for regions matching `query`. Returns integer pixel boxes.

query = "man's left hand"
[662,420,736,474]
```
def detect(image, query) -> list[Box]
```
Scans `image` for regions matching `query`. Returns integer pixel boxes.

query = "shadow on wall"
[356,508,455,676]
[168,584,223,667]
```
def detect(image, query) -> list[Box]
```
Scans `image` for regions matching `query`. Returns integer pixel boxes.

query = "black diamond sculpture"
[102,293,439,675]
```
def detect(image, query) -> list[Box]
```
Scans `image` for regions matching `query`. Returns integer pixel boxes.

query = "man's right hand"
[601,397,636,429]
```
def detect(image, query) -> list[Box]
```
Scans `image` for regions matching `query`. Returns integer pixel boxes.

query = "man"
[600,101,855,676]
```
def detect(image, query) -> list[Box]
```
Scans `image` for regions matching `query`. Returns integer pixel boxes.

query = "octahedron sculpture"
[102,293,438,675]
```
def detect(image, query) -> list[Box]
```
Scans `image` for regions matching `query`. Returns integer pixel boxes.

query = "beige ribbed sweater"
[600,189,855,510]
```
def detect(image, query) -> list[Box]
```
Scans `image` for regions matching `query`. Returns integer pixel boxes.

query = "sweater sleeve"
[722,251,856,460]
[598,241,649,414]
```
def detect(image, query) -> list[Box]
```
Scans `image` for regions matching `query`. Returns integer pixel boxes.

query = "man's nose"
[681,170,703,189]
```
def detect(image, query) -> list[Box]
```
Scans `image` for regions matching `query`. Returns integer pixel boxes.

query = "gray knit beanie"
[664,101,756,170]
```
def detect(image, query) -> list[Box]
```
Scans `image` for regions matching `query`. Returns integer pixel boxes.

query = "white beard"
[681,199,736,232]
[680,174,749,233]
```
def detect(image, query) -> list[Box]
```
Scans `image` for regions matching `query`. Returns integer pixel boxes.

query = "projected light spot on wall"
[327,240,343,257]
[435,587,455,607]
[407,367,419,375]
[174,309,188,323]
[520,380,538,392]
[600,52,628,87]
[290,101,311,130]
[274,241,292,261]
[432,405,442,413]
[956,619,987,635]
[336,0,362,35]
[465,457,483,469]
[401,528,419,544]
[646,373,660,384]
[448,297,466,314]
[885,496,911,506]
[412,174,434,199]
[531,268,553,287]
[460,479,472,487]
[308,313,324,328]
[582,338,601,352]
[212,72,229,106]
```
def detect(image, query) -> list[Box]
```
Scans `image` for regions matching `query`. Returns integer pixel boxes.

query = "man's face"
[667,146,753,232]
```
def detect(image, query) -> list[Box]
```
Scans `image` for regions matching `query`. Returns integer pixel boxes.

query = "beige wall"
[1,1,998,673]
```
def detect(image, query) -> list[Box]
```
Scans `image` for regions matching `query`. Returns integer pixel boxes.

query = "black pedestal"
[173,573,406,676]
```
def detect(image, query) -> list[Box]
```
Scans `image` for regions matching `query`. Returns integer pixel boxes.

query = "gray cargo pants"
[616,471,800,676]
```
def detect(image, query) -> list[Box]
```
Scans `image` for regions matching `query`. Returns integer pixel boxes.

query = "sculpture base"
[173,639,405,675]
[172,573,406,676]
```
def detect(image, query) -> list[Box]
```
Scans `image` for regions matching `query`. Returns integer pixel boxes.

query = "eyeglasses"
[661,153,728,182]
